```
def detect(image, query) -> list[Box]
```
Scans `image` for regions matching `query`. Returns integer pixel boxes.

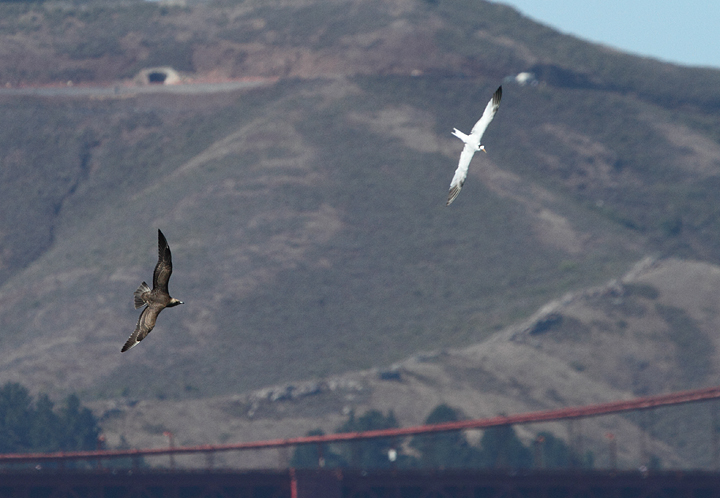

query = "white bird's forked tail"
[451,128,469,143]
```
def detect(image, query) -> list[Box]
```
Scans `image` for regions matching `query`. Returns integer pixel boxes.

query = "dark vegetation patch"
[0,382,99,455]
[528,313,590,342]
[529,313,563,335]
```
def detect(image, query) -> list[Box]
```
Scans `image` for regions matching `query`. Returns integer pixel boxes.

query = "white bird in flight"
[446,85,502,206]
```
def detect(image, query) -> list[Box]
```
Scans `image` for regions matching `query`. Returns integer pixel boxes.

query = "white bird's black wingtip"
[446,184,463,206]
[493,86,502,105]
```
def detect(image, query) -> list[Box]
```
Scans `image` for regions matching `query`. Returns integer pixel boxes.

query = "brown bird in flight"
[121,229,183,352]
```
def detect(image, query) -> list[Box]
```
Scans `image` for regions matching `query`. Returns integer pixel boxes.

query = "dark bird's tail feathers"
[134,282,151,309]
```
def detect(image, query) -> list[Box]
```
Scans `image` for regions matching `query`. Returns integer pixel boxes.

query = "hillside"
[1,0,720,468]
[92,258,720,469]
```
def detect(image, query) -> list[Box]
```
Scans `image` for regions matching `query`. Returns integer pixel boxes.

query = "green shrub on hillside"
[409,404,481,468]
[334,409,402,469]
[290,405,588,470]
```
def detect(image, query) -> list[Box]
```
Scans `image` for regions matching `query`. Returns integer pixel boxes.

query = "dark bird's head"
[167,298,184,308]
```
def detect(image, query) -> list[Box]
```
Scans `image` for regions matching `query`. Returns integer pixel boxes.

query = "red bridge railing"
[2,384,720,465]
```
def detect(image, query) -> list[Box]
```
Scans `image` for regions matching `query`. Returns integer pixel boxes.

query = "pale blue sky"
[496,1,720,69]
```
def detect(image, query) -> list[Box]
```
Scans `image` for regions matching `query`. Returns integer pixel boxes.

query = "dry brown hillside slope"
[1,0,720,469]
[0,0,465,85]
[92,257,720,469]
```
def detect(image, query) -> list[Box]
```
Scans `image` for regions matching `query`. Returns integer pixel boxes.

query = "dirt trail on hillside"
[0,78,275,98]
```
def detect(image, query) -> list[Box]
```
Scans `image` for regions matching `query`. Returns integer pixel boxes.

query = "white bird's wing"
[468,86,502,144]
[447,144,476,206]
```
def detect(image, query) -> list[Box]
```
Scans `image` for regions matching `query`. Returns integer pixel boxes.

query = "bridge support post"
[639,410,648,468]
[278,446,289,468]
[568,420,582,468]
[96,435,105,470]
[534,435,545,469]
[606,433,617,470]
[164,431,176,470]
[712,401,719,470]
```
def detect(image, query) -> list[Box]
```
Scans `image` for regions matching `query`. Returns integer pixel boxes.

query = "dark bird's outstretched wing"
[153,229,173,293]
[121,305,162,352]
